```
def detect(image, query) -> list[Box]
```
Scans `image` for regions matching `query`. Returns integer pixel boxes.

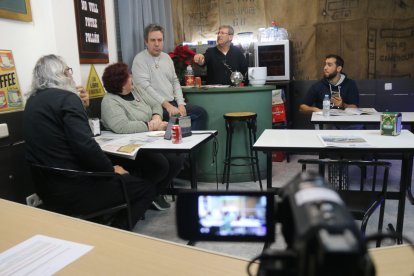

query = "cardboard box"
[381,112,402,136]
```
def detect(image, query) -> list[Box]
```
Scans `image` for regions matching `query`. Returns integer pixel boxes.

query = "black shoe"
[152,195,171,211]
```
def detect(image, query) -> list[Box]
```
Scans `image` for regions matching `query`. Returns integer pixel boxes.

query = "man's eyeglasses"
[65,67,73,75]
[216,32,232,36]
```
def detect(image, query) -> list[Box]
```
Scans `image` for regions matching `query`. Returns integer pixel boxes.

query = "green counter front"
[184,85,274,183]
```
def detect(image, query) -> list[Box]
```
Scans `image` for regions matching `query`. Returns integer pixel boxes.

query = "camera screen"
[197,195,269,238]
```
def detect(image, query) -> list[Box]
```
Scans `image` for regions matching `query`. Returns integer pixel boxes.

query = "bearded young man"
[299,54,359,113]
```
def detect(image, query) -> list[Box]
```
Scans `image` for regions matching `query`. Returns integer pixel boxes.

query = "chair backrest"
[297,159,391,245]
[297,159,391,193]
[29,163,133,230]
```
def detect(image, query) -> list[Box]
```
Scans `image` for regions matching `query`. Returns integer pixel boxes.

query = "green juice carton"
[380,112,402,136]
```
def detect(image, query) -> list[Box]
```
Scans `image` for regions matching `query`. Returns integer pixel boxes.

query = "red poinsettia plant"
[168,44,196,83]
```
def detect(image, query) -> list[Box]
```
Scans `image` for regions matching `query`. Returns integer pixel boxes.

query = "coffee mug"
[248,67,267,86]
[248,67,267,80]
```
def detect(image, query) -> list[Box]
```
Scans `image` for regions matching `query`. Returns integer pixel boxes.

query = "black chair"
[30,163,133,230]
[298,159,391,247]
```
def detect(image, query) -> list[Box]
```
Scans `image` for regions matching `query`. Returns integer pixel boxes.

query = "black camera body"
[175,172,375,276]
[261,172,375,276]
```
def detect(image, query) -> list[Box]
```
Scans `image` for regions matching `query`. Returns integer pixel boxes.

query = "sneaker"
[151,195,171,211]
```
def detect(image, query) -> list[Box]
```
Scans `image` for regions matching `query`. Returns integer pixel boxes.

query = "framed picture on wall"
[0,50,24,112]
[73,0,109,64]
[0,0,32,22]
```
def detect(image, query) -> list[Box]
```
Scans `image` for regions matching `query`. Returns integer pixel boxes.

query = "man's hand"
[331,96,343,109]
[163,102,180,117]
[299,104,321,113]
[193,54,205,66]
[113,165,129,175]
[178,104,187,116]
[77,86,90,107]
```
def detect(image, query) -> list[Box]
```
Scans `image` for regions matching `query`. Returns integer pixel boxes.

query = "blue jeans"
[163,101,207,131]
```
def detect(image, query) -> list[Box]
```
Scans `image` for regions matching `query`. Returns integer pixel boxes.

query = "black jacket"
[203,44,248,85]
[24,88,113,172]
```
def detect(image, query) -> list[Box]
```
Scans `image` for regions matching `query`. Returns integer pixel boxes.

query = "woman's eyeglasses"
[65,67,73,75]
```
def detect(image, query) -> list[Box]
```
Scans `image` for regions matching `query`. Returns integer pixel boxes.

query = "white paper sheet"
[0,235,93,276]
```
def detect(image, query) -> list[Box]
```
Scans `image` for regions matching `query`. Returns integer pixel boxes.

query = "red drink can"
[172,124,182,144]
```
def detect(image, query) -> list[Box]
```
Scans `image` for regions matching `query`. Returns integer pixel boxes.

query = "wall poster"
[0,0,32,22]
[0,50,24,112]
[73,0,109,64]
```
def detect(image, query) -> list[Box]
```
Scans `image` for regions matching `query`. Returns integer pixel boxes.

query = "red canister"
[195,77,202,88]
[172,124,182,144]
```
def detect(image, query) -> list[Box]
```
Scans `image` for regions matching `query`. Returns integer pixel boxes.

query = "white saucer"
[147,131,165,137]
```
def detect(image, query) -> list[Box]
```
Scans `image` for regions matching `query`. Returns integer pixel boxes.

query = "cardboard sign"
[86,64,105,99]
[0,50,24,112]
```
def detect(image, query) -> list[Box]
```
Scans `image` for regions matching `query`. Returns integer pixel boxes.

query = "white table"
[97,130,218,189]
[311,112,414,131]
[253,129,414,243]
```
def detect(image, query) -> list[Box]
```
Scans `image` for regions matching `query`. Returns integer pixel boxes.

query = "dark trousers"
[163,101,207,131]
[135,151,184,194]
[48,174,156,229]
[110,151,184,195]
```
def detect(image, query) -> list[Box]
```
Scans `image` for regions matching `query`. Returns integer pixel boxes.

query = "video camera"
[176,172,375,276]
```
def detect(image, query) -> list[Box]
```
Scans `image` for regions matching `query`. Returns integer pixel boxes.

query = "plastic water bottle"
[185,65,195,87]
[323,94,330,117]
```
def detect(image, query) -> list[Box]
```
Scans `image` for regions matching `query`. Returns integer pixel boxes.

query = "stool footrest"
[224,156,259,167]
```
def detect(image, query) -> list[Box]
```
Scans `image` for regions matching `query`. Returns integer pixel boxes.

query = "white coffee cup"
[248,67,267,86]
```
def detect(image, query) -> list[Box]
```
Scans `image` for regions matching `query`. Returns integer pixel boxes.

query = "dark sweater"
[203,44,248,85]
[24,88,113,172]
[302,74,360,109]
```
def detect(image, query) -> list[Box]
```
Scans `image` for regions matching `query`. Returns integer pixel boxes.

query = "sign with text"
[86,64,105,99]
[0,50,24,112]
[74,0,109,64]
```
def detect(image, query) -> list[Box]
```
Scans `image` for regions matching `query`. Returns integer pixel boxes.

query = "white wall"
[0,0,118,97]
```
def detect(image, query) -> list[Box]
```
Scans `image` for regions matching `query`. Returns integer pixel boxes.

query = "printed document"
[0,235,93,276]
[318,134,373,147]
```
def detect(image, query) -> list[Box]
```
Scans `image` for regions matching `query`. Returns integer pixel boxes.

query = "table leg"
[189,152,197,189]
[266,151,272,189]
[396,153,413,244]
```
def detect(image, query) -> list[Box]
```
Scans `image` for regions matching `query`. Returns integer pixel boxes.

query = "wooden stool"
[222,112,262,190]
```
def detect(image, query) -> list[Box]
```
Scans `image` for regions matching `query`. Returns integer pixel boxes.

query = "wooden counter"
[184,85,274,182]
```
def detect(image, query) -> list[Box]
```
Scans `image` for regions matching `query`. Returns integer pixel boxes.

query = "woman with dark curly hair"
[101,62,183,210]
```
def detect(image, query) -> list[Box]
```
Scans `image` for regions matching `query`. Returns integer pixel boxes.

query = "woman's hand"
[113,165,129,175]
[77,86,90,107]
[159,121,168,130]
[148,118,165,131]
